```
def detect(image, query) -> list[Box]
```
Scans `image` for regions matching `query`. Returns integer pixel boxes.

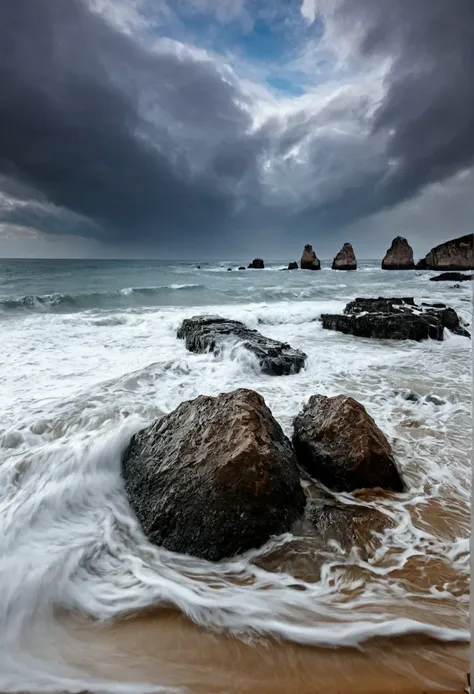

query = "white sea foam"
[0,264,471,691]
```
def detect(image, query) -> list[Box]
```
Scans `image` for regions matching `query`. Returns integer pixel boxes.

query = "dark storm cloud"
[0,0,473,251]
[0,0,255,243]
[323,0,474,201]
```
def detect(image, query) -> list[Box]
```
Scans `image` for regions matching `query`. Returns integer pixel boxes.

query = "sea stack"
[332,243,357,270]
[301,244,321,270]
[381,237,415,270]
[416,235,474,270]
[248,258,264,269]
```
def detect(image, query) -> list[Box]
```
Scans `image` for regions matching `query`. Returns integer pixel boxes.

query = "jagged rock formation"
[248,258,264,269]
[122,389,306,561]
[381,237,415,270]
[320,297,470,341]
[288,262,298,270]
[300,245,321,270]
[292,394,405,493]
[417,235,474,270]
[177,315,307,375]
[332,243,357,270]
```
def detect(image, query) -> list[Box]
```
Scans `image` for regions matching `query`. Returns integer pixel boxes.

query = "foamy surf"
[0,259,470,692]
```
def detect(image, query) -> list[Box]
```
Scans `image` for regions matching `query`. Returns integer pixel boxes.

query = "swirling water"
[0,258,471,693]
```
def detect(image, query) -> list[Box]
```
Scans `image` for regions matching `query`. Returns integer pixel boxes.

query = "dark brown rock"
[288,261,298,270]
[417,235,474,270]
[321,297,470,341]
[177,315,307,375]
[430,272,473,282]
[301,244,321,270]
[122,389,306,561]
[238,266,246,270]
[309,501,393,554]
[381,236,415,270]
[248,258,264,269]
[332,243,357,270]
[292,394,405,493]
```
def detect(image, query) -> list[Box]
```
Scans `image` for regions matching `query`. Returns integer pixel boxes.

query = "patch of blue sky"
[266,76,305,96]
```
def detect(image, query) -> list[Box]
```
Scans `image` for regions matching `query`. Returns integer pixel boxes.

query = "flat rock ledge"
[178,315,307,375]
[320,297,470,341]
[430,272,473,282]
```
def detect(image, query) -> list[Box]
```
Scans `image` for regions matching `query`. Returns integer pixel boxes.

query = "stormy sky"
[0,0,473,258]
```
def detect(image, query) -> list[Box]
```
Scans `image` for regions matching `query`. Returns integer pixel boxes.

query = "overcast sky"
[0,0,472,259]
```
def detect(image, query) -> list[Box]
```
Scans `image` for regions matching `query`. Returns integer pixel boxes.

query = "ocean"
[0,258,471,693]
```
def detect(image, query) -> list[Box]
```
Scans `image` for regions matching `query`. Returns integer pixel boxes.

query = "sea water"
[0,258,471,692]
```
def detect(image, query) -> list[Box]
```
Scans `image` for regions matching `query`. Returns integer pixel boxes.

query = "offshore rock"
[381,236,415,270]
[301,244,321,270]
[122,389,306,561]
[332,243,357,270]
[293,394,404,493]
[177,315,307,375]
[321,297,470,341]
[430,272,473,282]
[417,235,474,270]
[248,258,264,269]
[288,262,299,270]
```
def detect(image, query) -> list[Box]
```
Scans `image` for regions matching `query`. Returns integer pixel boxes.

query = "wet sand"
[16,609,468,694]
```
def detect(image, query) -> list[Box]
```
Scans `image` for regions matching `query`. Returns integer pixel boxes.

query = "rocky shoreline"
[119,287,470,563]
[122,387,406,561]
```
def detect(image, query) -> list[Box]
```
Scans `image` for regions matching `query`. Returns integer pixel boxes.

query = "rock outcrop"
[288,262,298,270]
[320,297,470,341]
[381,237,415,270]
[292,394,405,493]
[332,243,357,270]
[430,272,473,282]
[122,389,306,561]
[248,258,264,269]
[238,266,246,270]
[177,315,307,375]
[417,235,474,270]
[300,245,321,270]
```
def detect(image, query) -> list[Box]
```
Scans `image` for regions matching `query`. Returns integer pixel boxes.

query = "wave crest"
[0,285,205,314]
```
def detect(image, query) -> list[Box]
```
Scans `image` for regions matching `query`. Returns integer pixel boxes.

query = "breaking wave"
[0,285,206,314]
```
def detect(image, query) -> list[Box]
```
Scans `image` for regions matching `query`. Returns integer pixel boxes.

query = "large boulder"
[417,235,474,270]
[332,243,357,270]
[321,297,470,341]
[177,315,307,375]
[301,244,321,270]
[288,261,299,270]
[248,258,264,269]
[122,389,306,561]
[292,394,405,493]
[430,271,473,282]
[381,236,415,270]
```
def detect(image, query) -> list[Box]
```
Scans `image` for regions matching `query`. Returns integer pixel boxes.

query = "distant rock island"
[301,244,321,270]
[248,258,264,269]
[332,243,357,270]
[381,237,415,270]
[241,234,472,272]
[416,234,474,270]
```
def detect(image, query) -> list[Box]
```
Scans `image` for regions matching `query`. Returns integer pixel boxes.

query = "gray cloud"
[318,0,474,202]
[0,0,253,247]
[0,0,473,254]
